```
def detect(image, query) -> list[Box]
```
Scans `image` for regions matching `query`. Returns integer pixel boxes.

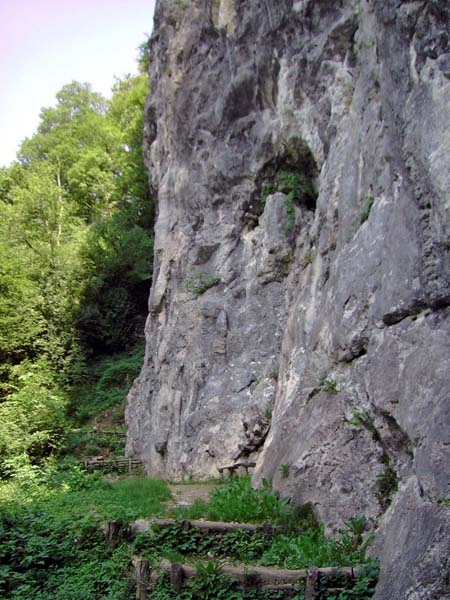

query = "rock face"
[126,1,450,598]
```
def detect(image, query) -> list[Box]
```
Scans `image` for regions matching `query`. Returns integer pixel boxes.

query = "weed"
[268,370,278,381]
[360,194,375,224]
[184,272,221,295]
[66,345,144,426]
[284,194,296,233]
[304,250,315,266]
[327,562,379,599]
[437,497,450,506]
[260,183,276,209]
[375,464,398,508]
[321,378,339,394]
[190,560,240,599]
[263,406,273,421]
[259,166,316,233]
[348,407,371,429]
[279,464,290,479]
[135,523,268,564]
[276,171,315,206]
[260,520,370,569]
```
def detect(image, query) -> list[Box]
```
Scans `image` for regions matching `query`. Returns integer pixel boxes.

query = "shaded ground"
[165,482,219,509]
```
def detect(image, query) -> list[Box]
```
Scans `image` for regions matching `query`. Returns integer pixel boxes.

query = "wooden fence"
[90,429,127,438]
[131,558,364,600]
[124,519,368,599]
[80,458,142,473]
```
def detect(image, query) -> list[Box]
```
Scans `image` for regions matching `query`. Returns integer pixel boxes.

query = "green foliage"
[0,471,376,599]
[171,477,302,527]
[262,170,316,233]
[77,220,152,353]
[190,560,241,599]
[260,518,371,570]
[66,345,144,426]
[375,464,398,508]
[0,360,68,476]
[0,469,170,599]
[174,0,191,8]
[437,497,450,506]
[284,194,296,233]
[276,171,315,205]
[360,194,375,224]
[320,379,339,394]
[0,62,152,473]
[326,563,379,600]
[260,182,276,209]
[151,569,285,600]
[348,407,371,429]
[263,406,273,421]
[135,523,267,563]
[184,272,221,295]
[279,463,290,479]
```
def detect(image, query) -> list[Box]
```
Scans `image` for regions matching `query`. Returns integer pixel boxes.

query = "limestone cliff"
[126,1,450,597]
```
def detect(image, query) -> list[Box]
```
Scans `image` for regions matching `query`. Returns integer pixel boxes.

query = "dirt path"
[165,482,219,509]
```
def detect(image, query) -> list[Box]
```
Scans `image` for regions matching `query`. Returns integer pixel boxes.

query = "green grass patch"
[169,476,305,526]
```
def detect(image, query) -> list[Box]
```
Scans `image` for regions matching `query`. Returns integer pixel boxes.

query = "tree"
[0,69,153,473]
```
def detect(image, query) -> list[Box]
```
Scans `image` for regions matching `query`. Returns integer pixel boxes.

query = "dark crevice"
[382,296,450,326]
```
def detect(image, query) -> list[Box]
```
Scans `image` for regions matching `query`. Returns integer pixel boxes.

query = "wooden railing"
[79,458,142,473]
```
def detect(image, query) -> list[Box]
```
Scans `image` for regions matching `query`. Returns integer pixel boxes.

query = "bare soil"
[165,482,219,509]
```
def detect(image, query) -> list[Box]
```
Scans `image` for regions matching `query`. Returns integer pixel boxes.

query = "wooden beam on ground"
[129,518,283,535]
[159,559,360,586]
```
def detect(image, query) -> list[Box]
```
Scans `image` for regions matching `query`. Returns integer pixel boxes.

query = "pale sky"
[0,0,156,167]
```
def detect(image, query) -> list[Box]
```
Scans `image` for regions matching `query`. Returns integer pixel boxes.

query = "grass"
[0,468,171,524]
[260,527,367,569]
[0,468,172,599]
[0,472,378,599]
[134,477,377,598]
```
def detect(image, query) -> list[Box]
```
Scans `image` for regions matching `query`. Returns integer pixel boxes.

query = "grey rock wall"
[126,0,450,597]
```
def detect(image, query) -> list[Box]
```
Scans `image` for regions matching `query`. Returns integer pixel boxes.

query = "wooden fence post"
[304,567,319,600]
[133,557,151,600]
[104,520,123,549]
[170,563,183,594]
